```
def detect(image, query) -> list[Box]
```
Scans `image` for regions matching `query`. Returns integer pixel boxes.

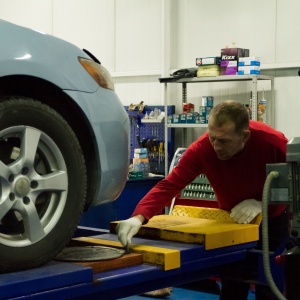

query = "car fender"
[64,88,130,205]
[0,20,98,93]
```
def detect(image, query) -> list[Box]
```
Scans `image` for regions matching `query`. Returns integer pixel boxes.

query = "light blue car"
[0,20,130,273]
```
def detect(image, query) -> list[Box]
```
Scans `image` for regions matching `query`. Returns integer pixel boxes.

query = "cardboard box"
[237,70,260,75]
[201,96,214,107]
[196,56,221,66]
[172,114,179,123]
[133,158,149,178]
[220,60,237,75]
[238,56,260,66]
[179,113,187,123]
[134,148,148,154]
[186,112,199,123]
[199,106,212,124]
[238,66,261,75]
[134,153,148,158]
[221,47,249,61]
[220,47,249,75]
[197,65,220,77]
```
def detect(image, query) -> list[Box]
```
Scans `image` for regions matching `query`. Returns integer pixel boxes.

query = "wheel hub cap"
[15,177,30,196]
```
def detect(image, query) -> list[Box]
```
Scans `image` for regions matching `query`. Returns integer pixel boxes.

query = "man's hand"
[230,199,262,224]
[116,216,143,247]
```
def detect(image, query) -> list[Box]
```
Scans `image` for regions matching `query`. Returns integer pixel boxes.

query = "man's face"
[208,117,250,160]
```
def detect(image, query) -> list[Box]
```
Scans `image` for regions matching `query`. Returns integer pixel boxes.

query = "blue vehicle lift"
[0,226,283,300]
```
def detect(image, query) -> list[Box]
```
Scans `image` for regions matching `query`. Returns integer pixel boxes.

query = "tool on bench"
[158,142,164,166]
[136,135,142,148]
[141,138,147,148]
[152,138,157,156]
[147,139,153,157]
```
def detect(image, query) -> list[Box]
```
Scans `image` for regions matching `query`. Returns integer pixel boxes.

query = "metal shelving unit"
[166,123,208,128]
[160,74,275,175]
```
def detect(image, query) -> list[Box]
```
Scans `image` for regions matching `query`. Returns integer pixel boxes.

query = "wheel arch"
[0,75,98,208]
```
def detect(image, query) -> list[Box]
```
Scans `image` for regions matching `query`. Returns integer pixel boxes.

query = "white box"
[238,66,261,75]
[238,57,260,66]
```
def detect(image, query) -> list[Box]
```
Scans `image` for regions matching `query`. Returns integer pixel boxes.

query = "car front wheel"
[0,97,87,273]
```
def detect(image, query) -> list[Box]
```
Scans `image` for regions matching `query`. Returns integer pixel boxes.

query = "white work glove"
[116,217,142,247]
[230,199,262,224]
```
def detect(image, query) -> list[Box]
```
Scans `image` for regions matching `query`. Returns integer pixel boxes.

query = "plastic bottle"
[257,102,266,123]
[257,90,267,123]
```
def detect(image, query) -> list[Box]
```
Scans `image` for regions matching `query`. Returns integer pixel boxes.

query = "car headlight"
[78,57,115,91]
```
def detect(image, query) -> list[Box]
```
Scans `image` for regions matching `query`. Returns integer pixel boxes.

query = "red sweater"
[132,120,288,221]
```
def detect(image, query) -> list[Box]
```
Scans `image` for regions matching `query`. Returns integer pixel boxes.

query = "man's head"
[208,100,250,160]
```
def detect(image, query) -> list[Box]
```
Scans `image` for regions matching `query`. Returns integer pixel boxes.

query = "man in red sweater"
[117,100,290,300]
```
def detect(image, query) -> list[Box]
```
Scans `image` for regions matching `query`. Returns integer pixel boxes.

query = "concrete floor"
[121,280,256,300]
[121,287,220,299]
[121,288,255,300]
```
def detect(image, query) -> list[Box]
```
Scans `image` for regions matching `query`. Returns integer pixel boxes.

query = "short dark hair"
[209,100,250,135]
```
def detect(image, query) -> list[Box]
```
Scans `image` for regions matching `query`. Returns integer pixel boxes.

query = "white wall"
[0,0,299,140]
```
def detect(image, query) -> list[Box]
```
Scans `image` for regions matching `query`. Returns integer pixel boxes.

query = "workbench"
[0,226,284,300]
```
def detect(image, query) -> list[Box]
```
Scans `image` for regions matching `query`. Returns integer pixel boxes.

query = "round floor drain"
[55,246,126,261]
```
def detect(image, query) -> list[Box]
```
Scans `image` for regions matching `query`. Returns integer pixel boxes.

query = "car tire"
[0,97,87,273]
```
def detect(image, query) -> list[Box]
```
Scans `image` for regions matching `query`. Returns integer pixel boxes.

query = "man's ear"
[243,129,251,142]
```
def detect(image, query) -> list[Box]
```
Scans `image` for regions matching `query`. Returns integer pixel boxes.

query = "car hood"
[0,20,99,93]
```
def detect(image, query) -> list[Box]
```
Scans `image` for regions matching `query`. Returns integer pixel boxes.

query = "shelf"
[161,73,275,176]
[141,118,164,123]
[110,63,300,79]
[167,123,207,128]
[159,74,273,83]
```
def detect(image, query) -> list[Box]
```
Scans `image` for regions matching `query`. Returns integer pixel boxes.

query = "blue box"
[238,56,260,66]
[179,113,187,123]
[238,66,260,75]
[172,114,179,123]
[238,60,260,66]
[201,96,214,107]
[238,69,261,75]
[186,112,199,123]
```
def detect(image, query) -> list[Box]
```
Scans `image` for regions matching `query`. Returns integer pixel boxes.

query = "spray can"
[257,99,266,123]
[258,90,267,123]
